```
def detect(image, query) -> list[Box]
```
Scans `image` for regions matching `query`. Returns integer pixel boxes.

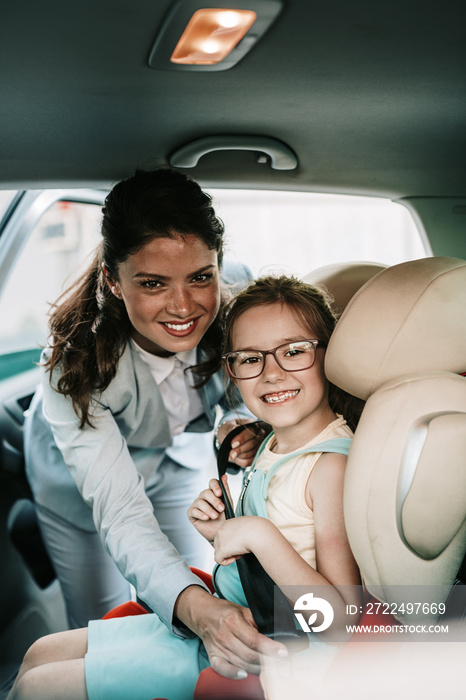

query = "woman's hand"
[188,476,233,544]
[214,516,270,566]
[217,419,270,468]
[174,586,287,679]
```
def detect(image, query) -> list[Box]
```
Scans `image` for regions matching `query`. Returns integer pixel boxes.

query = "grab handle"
[170,135,298,170]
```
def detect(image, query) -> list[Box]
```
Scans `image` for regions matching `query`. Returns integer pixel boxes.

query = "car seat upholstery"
[303,261,387,315]
[325,256,466,619]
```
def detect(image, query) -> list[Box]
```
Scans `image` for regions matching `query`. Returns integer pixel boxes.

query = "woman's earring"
[113,286,122,299]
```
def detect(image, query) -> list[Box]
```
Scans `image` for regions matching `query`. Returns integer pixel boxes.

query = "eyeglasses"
[223,339,322,380]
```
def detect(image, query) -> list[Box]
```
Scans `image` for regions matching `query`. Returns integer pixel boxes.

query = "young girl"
[9,275,361,700]
[191,274,362,635]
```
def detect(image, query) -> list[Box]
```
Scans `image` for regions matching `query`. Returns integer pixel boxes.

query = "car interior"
[0,0,465,698]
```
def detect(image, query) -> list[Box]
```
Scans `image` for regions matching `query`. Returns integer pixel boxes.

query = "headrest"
[326,257,466,400]
[303,261,387,315]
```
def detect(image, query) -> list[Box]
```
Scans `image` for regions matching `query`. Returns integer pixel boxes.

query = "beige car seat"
[304,261,387,315]
[324,256,466,622]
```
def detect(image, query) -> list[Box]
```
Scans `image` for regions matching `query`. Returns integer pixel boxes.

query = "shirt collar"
[131,339,197,384]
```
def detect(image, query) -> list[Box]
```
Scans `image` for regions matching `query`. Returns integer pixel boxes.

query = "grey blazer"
[24,260,252,633]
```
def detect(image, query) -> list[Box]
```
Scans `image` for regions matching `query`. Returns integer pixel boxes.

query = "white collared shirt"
[130,339,213,469]
[131,340,204,435]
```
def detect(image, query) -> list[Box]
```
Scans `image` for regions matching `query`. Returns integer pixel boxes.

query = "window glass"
[0,189,426,379]
[210,190,426,277]
[0,191,18,222]
[0,201,102,376]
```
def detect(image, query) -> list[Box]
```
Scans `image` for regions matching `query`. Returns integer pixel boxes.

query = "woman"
[24,168,277,676]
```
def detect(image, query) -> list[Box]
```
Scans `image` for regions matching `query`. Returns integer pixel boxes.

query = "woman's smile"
[161,317,201,336]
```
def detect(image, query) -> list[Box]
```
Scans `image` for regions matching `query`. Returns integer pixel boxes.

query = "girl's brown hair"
[45,168,226,428]
[223,275,363,431]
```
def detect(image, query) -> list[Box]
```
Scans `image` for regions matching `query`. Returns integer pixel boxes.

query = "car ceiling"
[1,0,465,199]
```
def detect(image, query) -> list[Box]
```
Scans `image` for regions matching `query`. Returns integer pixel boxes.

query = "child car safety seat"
[303,261,387,315]
[325,256,466,607]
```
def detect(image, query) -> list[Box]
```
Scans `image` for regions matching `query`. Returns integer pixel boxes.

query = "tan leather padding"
[401,412,466,560]
[304,257,466,618]
[325,257,466,400]
[303,261,386,315]
[344,373,466,618]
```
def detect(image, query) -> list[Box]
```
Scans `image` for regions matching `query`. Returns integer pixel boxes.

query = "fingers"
[188,479,225,522]
[209,609,287,677]
[205,609,263,676]
[209,654,260,679]
[208,477,223,497]
[229,442,257,464]
[215,419,243,445]
[185,591,288,680]
[217,418,268,467]
[228,427,262,464]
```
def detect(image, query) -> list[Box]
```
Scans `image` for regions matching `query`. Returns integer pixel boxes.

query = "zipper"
[238,468,256,514]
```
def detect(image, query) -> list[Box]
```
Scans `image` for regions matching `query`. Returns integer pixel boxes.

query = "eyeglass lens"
[228,340,316,378]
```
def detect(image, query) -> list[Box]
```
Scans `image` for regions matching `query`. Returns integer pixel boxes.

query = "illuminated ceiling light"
[201,40,222,54]
[218,11,243,28]
[148,0,283,72]
[170,9,257,65]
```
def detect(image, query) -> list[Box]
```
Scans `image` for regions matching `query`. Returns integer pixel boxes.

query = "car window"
[0,200,102,379]
[0,191,18,222]
[210,190,428,277]
[0,189,427,380]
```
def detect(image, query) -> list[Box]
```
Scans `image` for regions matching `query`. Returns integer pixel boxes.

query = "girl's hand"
[188,476,233,544]
[217,419,270,468]
[214,516,269,566]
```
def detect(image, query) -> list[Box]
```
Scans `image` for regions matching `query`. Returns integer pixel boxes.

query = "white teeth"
[164,320,194,331]
[262,390,299,404]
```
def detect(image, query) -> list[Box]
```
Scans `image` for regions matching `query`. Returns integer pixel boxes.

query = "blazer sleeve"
[217,258,256,425]
[41,367,206,637]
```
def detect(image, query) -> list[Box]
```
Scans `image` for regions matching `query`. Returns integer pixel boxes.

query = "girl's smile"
[260,389,300,404]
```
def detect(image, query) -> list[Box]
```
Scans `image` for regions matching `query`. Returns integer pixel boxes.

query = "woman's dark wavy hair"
[223,275,363,431]
[45,168,226,427]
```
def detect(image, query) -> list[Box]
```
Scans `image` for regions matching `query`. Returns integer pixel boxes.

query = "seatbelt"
[216,424,308,646]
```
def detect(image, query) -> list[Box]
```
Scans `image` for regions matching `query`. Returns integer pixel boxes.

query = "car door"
[0,189,104,690]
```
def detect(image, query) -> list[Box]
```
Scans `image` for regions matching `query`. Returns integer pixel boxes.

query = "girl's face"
[230,303,336,451]
[108,234,221,356]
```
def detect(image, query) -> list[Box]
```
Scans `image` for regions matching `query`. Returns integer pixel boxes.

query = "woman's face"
[109,233,221,356]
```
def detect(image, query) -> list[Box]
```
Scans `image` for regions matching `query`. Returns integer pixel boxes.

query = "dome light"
[148,1,283,72]
[170,9,256,65]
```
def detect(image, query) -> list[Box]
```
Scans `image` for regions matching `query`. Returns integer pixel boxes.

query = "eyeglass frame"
[222,339,325,380]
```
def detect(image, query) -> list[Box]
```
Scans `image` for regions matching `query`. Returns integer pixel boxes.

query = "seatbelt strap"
[216,424,304,643]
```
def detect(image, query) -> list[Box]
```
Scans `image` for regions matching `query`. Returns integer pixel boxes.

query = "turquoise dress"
[84,436,351,700]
